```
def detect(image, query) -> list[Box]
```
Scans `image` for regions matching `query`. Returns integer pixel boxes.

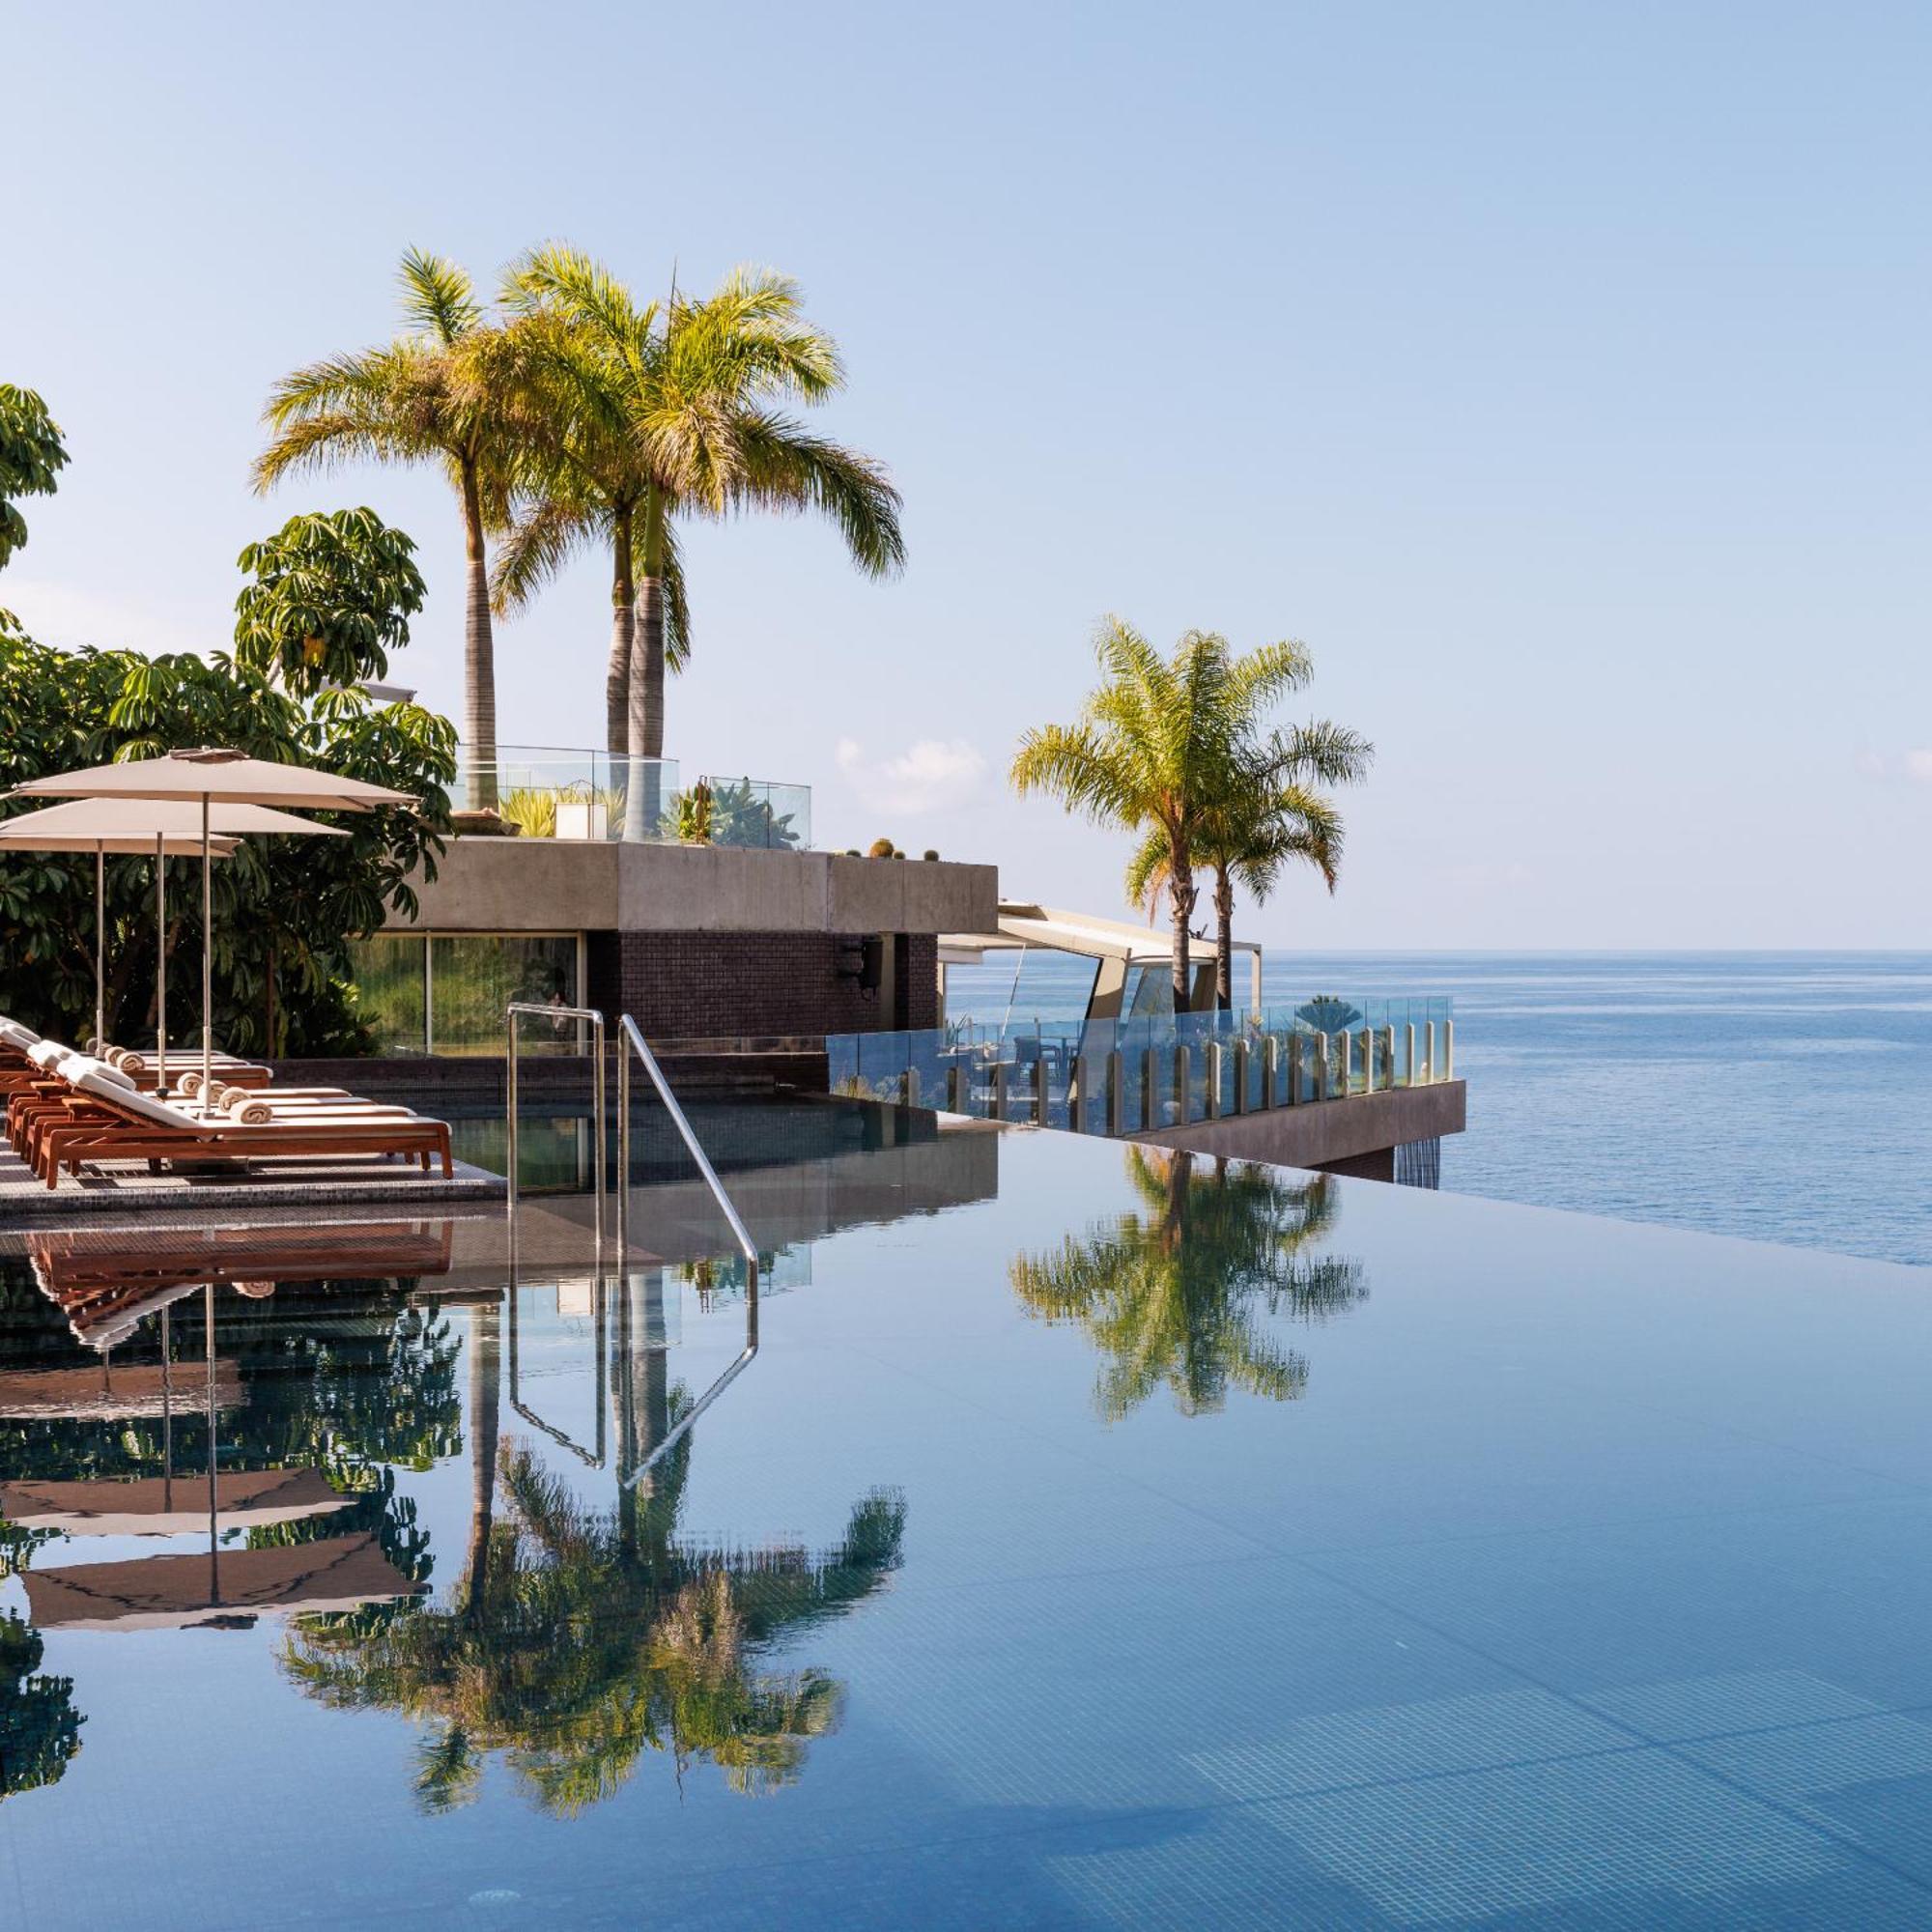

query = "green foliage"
[493,247,903,759]
[0,628,454,1055]
[497,784,555,838]
[283,1428,906,1812]
[234,507,426,697]
[1009,1151,1367,1422]
[671,779,714,844]
[0,1612,82,1800]
[1014,619,1353,1010]
[706,778,798,850]
[0,384,69,573]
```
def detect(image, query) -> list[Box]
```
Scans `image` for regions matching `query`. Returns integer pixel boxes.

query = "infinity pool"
[4,1102,1932,1927]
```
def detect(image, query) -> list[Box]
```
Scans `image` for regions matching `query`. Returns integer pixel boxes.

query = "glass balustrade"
[828,995,1455,1136]
[446,749,813,850]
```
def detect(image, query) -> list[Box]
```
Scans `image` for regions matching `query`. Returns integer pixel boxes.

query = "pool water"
[5,1103,1932,1927]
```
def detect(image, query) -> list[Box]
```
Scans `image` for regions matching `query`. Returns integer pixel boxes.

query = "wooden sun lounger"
[27,1065,454,1189]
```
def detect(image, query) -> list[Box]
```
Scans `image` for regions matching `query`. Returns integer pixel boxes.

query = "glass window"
[431,934,581,1055]
[347,934,428,1055]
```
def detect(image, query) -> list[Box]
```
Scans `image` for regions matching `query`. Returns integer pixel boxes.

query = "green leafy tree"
[0,384,69,580]
[234,508,427,698]
[0,629,453,1053]
[493,248,903,832]
[1128,718,1373,1010]
[1013,622,1311,1010]
[1009,1148,1367,1422]
[254,250,519,810]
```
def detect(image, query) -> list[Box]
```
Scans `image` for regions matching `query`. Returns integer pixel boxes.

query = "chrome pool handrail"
[616,1013,758,1280]
[616,1013,758,1491]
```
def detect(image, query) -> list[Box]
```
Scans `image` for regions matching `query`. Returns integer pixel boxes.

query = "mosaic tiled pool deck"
[4,1102,1931,1928]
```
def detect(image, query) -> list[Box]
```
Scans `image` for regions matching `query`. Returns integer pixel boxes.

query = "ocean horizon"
[946,950,1932,1268]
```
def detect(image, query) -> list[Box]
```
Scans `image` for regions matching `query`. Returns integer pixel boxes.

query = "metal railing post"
[505,1008,519,1210]
[1204,1042,1221,1119]
[1107,1050,1124,1135]
[1033,1054,1049,1124]
[1316,1032,1331,1102]
[1141,1046,1159,1129]
[1424,1021,1435,1083]
[1406,1022,1417,1089]
[1263,1036,1279,1109]
[1069,1056,1087,1134]
[1443,1018,1455,1080]
[948,1062,967,1114]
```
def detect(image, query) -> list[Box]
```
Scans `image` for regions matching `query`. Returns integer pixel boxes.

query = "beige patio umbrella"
[0,796,352,1085]
[9,750,409,1097]
[0,802,239,1079]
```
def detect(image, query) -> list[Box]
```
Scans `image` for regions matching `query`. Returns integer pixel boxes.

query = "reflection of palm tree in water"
[1009,1149,1367,1421]
[283,1281,905,1813]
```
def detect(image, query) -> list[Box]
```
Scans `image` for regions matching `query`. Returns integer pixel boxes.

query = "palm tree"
[1009,1147,1367,1422]
[491,247,904,831]
[1012,622,1312,1010]
[254,249,519,810]
[1128,720,1373,1010]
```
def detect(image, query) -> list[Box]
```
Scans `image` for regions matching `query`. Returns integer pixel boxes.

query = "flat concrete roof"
[393,838,999,937]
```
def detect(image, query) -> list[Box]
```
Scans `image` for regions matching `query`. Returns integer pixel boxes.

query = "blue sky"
[9,1,1928,948]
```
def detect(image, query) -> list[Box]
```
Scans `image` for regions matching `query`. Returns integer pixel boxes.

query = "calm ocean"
[944,952,1932,1268]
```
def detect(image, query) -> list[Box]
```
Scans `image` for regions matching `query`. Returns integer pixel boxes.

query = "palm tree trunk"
[1169,853,1195,1013]
[607,504,636,815]
[459,458,499,812]
[625,491,668,840]
[464,1297,501,1618]
[1214,867,1235,1012]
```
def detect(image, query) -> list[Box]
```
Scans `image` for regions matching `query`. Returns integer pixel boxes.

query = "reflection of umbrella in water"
[10,749,412,1102]
[0,1468,351,1539]
[10,1283,420,1629]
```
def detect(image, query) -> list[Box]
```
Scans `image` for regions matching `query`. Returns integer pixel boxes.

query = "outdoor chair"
[21,1060,454,1189]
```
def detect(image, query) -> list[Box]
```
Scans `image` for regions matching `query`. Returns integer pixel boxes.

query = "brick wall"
[585,929,938,1042]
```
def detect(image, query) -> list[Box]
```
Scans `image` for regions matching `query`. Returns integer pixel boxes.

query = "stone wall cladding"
[585,929,937,1042]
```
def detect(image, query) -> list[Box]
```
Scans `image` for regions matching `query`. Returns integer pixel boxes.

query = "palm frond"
[398,247,481,346]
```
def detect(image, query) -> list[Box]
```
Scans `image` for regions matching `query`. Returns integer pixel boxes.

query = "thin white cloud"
[835,736,987,815]
[1,578,211,659]
[1905,750,1932,784]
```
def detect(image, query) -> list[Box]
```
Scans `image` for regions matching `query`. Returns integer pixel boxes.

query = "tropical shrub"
[0,629,454,1055]
[233,507,426,697]
[0,384,68,575]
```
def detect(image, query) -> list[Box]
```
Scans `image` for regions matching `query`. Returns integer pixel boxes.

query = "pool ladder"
[504,1004,759,1488]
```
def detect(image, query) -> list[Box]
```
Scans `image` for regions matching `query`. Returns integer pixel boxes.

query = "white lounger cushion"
[67,1064,197,1125]
[0,1018,40,1048]
[28,1040,71,1070]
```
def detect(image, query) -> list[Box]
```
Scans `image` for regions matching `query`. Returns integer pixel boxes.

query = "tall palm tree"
[1009,1148,1367,1422]
[254,249,518,810]
[1011,622,1312,1010]
[491,247,904,830]
[1129,720,1373,1010]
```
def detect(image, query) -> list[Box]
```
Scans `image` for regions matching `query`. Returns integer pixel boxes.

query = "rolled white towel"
[212,1082,250,1110]
[226,1094,275,1125]
[117,1049,149,1076]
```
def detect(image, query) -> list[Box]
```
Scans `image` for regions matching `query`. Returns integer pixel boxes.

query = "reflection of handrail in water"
[505,1268,607,1468]
[616,1014,760,1490]
[620,1327,757,1492]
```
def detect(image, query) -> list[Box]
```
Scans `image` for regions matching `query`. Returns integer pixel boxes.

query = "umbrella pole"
[155,831,167,1092]
[201,795,213,1109]
[94,845,105,1048]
